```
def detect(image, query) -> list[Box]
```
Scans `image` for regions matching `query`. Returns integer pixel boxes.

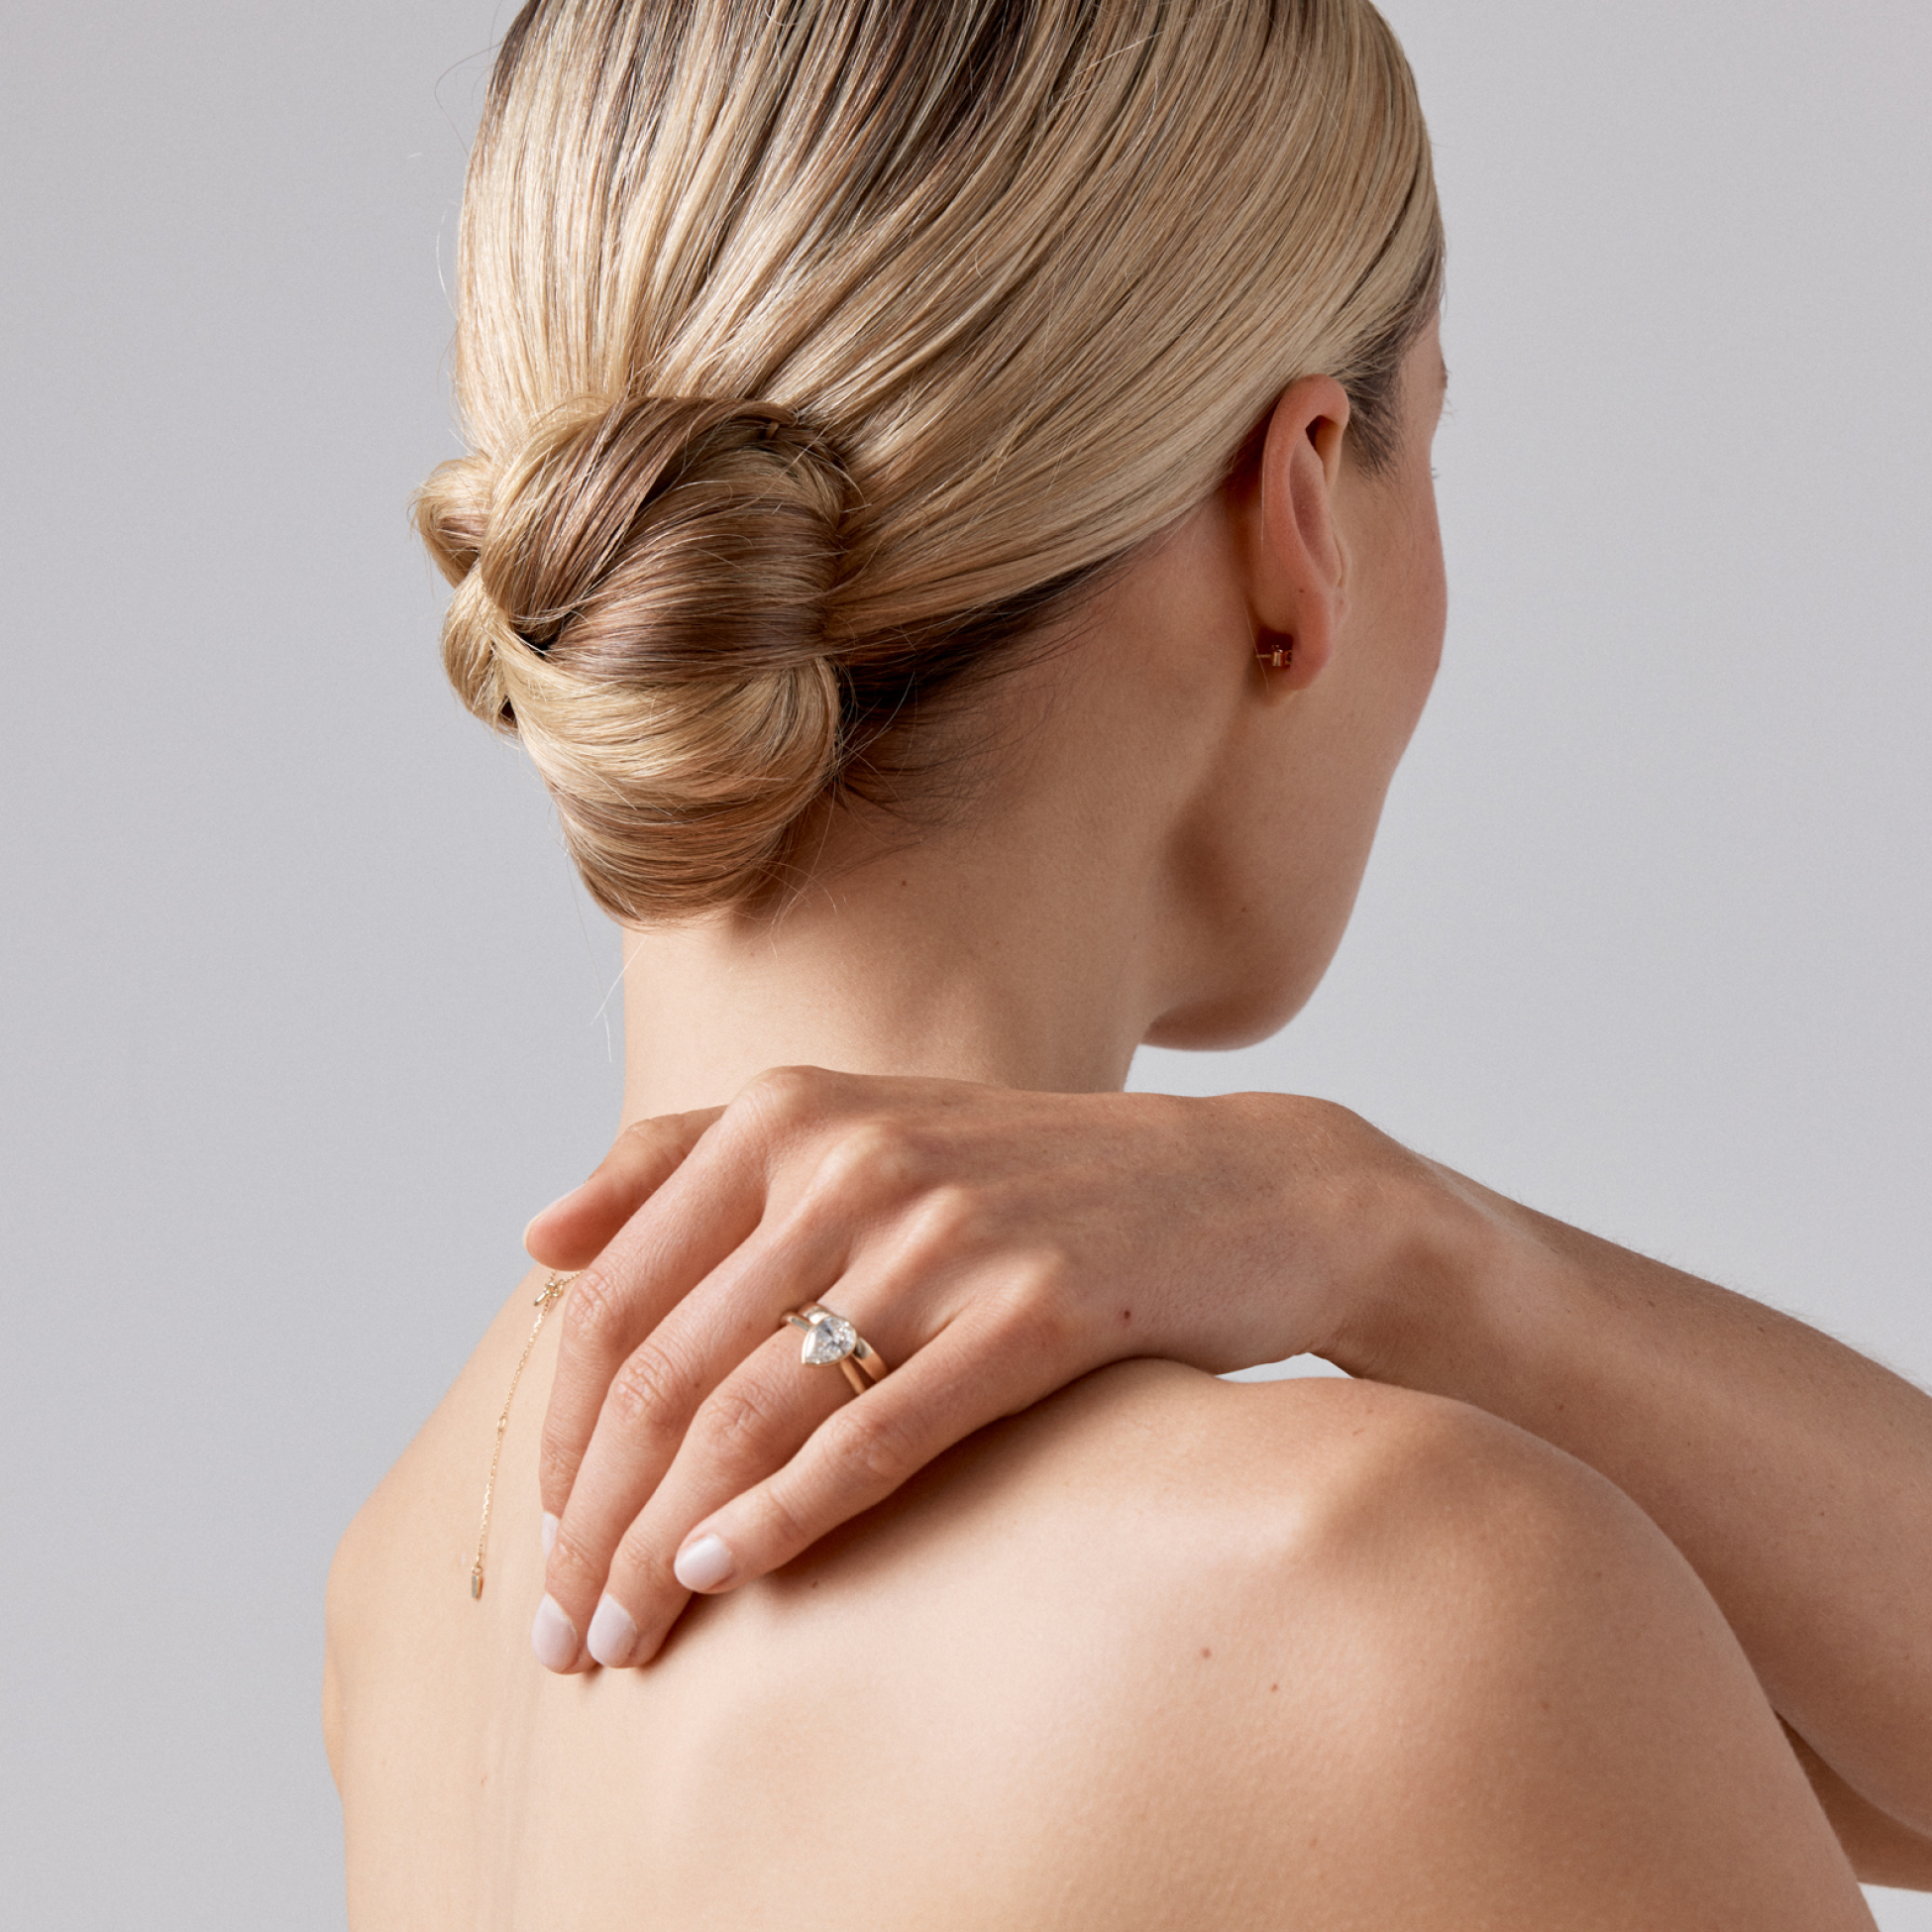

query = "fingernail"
[542,1512,559,1557]
[530,1593,579,1671]
[674,1532,735,1592]
[587,1593,639,1667]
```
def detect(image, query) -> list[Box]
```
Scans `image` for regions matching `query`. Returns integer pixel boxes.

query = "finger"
[523,1107,725,1269]
[631,1300,1069,1665]
[534,1210,855,1667]
[533,1077,909,1595]
[581,1322,856,1668]
[533,1121,771,1537]
[532,1076,849,1525]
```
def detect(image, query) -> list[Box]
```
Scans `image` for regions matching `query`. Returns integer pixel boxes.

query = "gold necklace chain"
[471,1271,577,1600]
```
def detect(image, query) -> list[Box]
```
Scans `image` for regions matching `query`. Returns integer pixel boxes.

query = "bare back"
[327,1270,1870,1931]
[328,1277,1343,1927]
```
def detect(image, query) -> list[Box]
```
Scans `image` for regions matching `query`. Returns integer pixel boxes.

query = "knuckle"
[561,1268,631,1357]
[545,1517,608,1593]
[602,1339,695,1446]
[821,1121,893,1184]
[691,1374,786,1466]
[756,1477,818,1556]
[605,1525,668,1594]
[826,1397,919,1489]
[612,1114,687,1174]
[536,1424,585,1504]
[736,1065,822,1132]
[905,1180,984,1253]
[995,1262,1078,1354]
[812,1118,922,1205]
[616,1113,676,1152]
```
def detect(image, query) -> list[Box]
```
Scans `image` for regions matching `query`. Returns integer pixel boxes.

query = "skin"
[526,336,1446,1668]
[327,323,1901,1922]
[331,1342,1874,1927]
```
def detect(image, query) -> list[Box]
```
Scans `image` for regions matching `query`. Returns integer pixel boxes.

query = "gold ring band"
[782,1304,890,1398]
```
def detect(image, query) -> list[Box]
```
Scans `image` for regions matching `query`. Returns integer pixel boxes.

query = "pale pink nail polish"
[587,1594,639,1667]
[530,1594,579,1671]
[674,1533,735,1592]
[542,1512,559,1557]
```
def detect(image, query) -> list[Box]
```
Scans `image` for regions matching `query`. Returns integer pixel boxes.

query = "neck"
[613,522,1264,1125]
[618,808,1157,1124]
[613,627,1214,1124]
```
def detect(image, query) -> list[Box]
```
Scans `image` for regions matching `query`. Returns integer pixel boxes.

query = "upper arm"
[1784,1720,1932,1890]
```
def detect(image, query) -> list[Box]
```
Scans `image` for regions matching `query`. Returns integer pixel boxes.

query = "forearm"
[1333,1155,1932,1836]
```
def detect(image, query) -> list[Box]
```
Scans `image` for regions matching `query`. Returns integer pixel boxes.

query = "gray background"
[3,1,1926,1924]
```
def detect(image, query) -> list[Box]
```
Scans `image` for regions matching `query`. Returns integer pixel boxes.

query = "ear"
[1235,375,1350,691]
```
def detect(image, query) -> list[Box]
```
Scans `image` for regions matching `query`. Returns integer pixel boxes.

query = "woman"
[326,0,1928,1923]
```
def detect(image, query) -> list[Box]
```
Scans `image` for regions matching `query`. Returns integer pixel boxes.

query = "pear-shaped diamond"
[801,1310,858,1366]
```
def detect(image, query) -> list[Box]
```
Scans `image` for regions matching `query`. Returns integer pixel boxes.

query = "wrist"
[1320,1144,1531,1394]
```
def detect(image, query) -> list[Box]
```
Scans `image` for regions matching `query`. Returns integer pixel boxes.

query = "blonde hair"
[415,0,1443,922]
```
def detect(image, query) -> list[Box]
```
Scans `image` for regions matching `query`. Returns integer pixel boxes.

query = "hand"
[523,1067,1465,1671]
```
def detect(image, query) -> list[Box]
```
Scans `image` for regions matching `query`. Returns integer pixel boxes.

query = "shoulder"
[652,1361,1857,1927]
[955,1356,1628,1568]
[753,1357,1662,1748]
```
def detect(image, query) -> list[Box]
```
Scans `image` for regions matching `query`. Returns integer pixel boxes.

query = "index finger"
[523,1107,724,1270]
[534,1116,767,1527]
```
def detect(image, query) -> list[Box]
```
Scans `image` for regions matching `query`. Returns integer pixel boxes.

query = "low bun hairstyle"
[418,397,853,912]
[417,0,1444,923]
